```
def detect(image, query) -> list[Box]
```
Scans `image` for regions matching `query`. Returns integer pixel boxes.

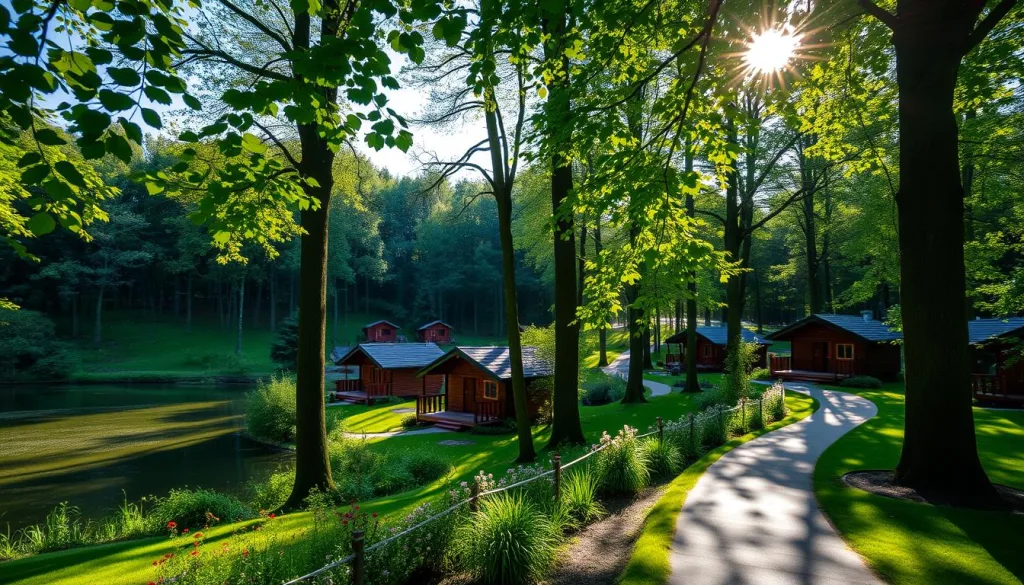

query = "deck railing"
[335,379,362,392]
[971,373,1002,396]
[834,359,856,377]
[474,400,501,424]
[416,393,446,416]
[365,382,391,398]
[769,354,792,373]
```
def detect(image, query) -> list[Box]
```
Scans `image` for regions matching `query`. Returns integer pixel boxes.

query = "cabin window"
[483,380,499,400]
[836,343,854,360]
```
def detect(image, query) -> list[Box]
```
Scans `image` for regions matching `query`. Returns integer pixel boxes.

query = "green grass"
[642,372,723,388]
[327,400,417,433]
[619,391,819,585]
[0,381,705,585]
[814,383,1024,585]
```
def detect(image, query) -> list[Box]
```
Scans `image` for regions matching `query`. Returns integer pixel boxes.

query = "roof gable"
[664,327,766,346]
[362,320,400,331]
[765,314,902,343]
[968,318,1024,345]
[417,320,453,331]
[418,346,553,380]
[336,342,444,369]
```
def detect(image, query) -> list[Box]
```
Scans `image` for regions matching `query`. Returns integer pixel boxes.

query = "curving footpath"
[602,349,672,397]
[668,382,881,585]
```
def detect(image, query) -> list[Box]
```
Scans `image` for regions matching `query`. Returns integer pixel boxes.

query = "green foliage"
[749,367,772,381]
[0,307,78,379]
[641,437,683,478]
[559,465,605,527]
[151,488,251,531]
[580,370,626,405]
[269,316,299,369]
[594,426,650,495]
[841,375,884,389]
[457,492,559,585]
[720,341,758,404]
[329,436,451,502]
[245,373,297,443]
[246,469,295,513]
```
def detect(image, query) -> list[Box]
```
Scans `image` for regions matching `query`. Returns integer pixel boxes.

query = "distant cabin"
[362,320,401,343]
[968,318,1024,406]
[416,320,454,343]
[663,327,768,372]
[333,343,445,404]
[415,346,552,430]
[764,312,902,382]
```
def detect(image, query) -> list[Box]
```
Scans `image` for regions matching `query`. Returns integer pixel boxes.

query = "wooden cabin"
[333,343,445,404]
[764,313,902,382]
[416,320,454,344]
[663,327,768,372]
[414,346,553,430]
[362,320,401,343]
[968,318,1024,406]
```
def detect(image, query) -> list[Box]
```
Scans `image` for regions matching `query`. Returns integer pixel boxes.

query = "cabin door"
[463,377,475,414]
[811,342,829,372]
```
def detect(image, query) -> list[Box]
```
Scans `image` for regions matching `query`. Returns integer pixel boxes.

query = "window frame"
[482,380,499,400]
[835,343,855,360]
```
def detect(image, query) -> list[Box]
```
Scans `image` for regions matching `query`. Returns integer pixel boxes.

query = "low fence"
[283,384,786,585]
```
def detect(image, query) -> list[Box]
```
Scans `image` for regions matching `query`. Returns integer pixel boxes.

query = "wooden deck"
[417,410,478,430]
[770,369,851,383]
[334,390,392,405]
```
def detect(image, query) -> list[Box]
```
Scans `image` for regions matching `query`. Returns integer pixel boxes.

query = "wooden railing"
[417,393,447,416]
[769,355,792,373]
[335,379,362,392]
[665,353,681,367]
[475,400,501,424]
[972,374,1003,397]
[834,360,856,377]
[366,382,391,398]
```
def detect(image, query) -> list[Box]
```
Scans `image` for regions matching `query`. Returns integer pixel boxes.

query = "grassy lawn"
[619,391,819,585]
[0,385,705,585]
[814,383,1024,585]
[643,371,723,388]
[326,400,417,433]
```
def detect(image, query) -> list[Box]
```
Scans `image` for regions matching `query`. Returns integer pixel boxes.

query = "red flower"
[166,521,177,530]
[182,528,189,534]
[190,550,200,557]
[371,512,378,518]
[152,560,158,566]
[242,548,249,558]
[149,582,156,585]
[193,532,203,539]
[268,513,276,519]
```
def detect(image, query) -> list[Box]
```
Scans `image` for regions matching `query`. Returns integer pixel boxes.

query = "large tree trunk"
[642,320,653,369]
[622,296,647,403]
[683,146,701,392]
[890,2,995,504]
[595,221,608,368]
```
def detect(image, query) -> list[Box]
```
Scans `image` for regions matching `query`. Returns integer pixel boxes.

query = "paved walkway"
[668,382,881,585]
[602,349,671,397]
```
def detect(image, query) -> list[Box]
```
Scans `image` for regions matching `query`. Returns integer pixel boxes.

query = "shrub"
[20,503,90,553]
[749,367,772,381]
[458,492,558,585]
[330,436,451,502]
[0,308,78,379]
[269,316,299,369]
[152,488,251,531]
[720,341,758,404]
[664,414,702,459]
[594,426,650,495]
[559,465,604,527]
[764,381,788,420]
[246,469,294,512]
[699,406,729,447]
[640,437,682,477]
[840,375,883,389]
[580,371,626,405]
[693,388,726,410]
[246,373,297,443]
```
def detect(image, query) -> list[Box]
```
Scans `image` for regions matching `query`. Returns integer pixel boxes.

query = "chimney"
[861,309,873,322]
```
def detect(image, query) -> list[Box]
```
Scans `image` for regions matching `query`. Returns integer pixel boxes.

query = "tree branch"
[966,0,1019,50]
[218,0,292,52]
[857,0,898,29]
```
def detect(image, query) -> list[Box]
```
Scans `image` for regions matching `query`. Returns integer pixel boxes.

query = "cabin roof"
[664,326,766,346]
[417,346,553,380]
[417,320,453,331]
[968,318,1024,345]
[329,346,351,363]
[765,314,902,343]
[336,342,445,369]
[362,319,400,331]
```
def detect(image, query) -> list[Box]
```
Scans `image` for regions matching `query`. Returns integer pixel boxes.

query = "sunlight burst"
[744,27,801,75]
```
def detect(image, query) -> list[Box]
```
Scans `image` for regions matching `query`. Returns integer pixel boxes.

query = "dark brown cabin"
[968,318,1024,406]
[764,313,902,382]
[362,320,400,343]
[663,327,768,372]
[414,346,552,430]
[416,320,454,344]
[333,343,445,404]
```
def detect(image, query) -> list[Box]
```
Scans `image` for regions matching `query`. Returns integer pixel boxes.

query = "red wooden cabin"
[968,318,1024,406]
[764,313,902,382]
[414,346,552,430]
[663,327,768,372]
[333,343,445,404]
[362,320,401,343]
[416,320,454,343]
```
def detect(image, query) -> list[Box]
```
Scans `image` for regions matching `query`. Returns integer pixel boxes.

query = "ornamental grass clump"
[560,465,604,527]
[457,492,559,585]
[594,426,650,495]
[640,437,682,478]
[664,414,703,459]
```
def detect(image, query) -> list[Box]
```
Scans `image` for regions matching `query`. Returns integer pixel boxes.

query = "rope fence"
[282,383,786,585]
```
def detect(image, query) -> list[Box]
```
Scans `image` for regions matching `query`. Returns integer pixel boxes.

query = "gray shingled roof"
[418,346,553,380]
[329,346,351,363]
[968,318,1024,345]
[766,314,902,342]
[362,319,400,331]
[337,343,444,369]
[664,327,766,346]
[417,320,453,331]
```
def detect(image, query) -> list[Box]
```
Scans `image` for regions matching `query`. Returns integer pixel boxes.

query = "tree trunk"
[754,269,764,334]
[595,221,608,368]
[235,277,244,355]
[642,320,653,369]
[577,221,587,308]
[622,297,647,403]
[704,306,711,326]
[71,293,79,338]
[93,286,105,346]
[269,267,277,331]
[252,277,263,329]
[889,4,996,504]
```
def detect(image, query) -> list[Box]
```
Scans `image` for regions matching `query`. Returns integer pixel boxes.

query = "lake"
[0,384,292,531]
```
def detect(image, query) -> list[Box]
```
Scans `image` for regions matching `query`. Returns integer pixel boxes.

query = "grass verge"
[618,390,819,585]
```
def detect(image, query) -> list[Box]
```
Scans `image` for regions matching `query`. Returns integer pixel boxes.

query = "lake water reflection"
[0,384,292,530]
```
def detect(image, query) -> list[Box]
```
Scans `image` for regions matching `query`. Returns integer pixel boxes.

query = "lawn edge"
[617,391,820,585]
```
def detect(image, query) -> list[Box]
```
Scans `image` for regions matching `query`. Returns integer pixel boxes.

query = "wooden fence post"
[656,417,664,443]
[352,529,365,585]
[552,453,562,502]
[470,478,480,513]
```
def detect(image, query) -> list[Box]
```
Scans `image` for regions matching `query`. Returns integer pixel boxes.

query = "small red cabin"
[968,318,1024,406]
[764,313,902,382]
[663,327,768,372]
[362,320,400,343]
[333,343,445,404]
[416,320,453,343]
[414,346,552,429]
